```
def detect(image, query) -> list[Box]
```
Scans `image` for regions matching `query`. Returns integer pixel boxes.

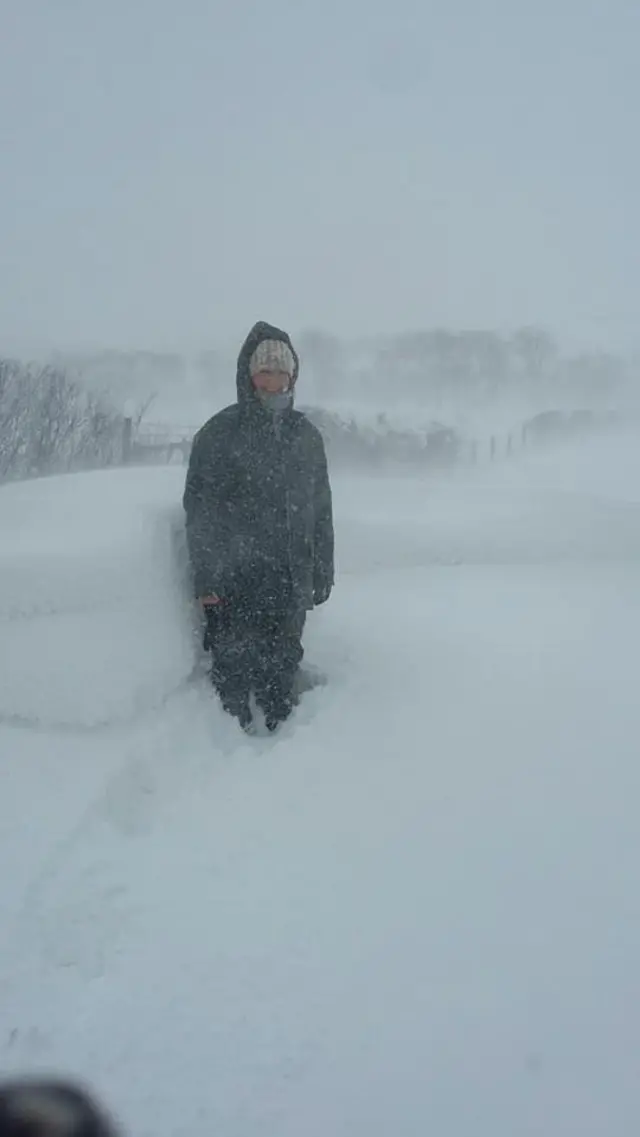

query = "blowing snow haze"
[4,4,640,1135]
[1,0,639,354]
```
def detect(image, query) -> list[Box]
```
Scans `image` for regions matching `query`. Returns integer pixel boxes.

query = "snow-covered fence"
[3,356,622,486]
[125,421,197,465]
[124,410,465,471]
[128,407,592,472]
[461,407,629,468]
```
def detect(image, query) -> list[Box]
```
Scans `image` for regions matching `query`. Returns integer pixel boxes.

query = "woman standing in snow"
[183,321,334,732]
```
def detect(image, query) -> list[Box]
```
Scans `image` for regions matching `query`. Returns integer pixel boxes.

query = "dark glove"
[313,581,332,606]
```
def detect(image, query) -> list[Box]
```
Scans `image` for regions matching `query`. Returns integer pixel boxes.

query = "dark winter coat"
[183,321,334,612]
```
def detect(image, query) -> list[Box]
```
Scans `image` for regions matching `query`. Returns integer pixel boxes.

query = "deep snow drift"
[1,435,640,1136]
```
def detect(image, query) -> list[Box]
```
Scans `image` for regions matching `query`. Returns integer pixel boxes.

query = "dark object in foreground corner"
[0,1080,120,1137]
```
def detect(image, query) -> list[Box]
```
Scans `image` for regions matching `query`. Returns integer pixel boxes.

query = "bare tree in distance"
[0,358,123,482]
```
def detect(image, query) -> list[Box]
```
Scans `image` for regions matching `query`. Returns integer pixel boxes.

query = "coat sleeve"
[182,430,204,521]
[182,426,233,598]
[312,429,335,602]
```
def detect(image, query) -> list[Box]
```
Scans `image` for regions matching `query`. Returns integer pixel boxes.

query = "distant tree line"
[0,358,124,482]
[56,326,638,418]
[296,327,636,412]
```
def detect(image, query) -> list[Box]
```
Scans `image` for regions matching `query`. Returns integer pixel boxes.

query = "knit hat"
[249,339,295,378]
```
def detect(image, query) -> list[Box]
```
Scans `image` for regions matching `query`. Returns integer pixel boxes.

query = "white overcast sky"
[1,0,638,353]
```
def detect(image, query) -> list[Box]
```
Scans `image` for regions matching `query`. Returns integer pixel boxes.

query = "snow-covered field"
[1,436,640,1136]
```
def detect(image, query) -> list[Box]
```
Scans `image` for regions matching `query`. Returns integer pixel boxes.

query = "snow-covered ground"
[1,435,640,1136]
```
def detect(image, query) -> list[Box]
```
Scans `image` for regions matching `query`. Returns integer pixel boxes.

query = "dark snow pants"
[204,600,306,723]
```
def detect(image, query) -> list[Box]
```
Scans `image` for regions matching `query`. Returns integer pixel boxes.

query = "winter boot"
[237,701,254,733]
[219,689,253,732]
[263,693,294,732]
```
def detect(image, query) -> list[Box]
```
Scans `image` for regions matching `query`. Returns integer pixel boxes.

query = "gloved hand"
[313,581,332,606]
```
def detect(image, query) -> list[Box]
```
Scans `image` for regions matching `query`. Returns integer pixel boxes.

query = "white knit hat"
[249,339,295,377]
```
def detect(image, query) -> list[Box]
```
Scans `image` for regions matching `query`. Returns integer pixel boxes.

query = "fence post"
[122,417,133,464]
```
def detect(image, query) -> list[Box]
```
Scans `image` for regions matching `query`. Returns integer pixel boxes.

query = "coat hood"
[236,321,300,406]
